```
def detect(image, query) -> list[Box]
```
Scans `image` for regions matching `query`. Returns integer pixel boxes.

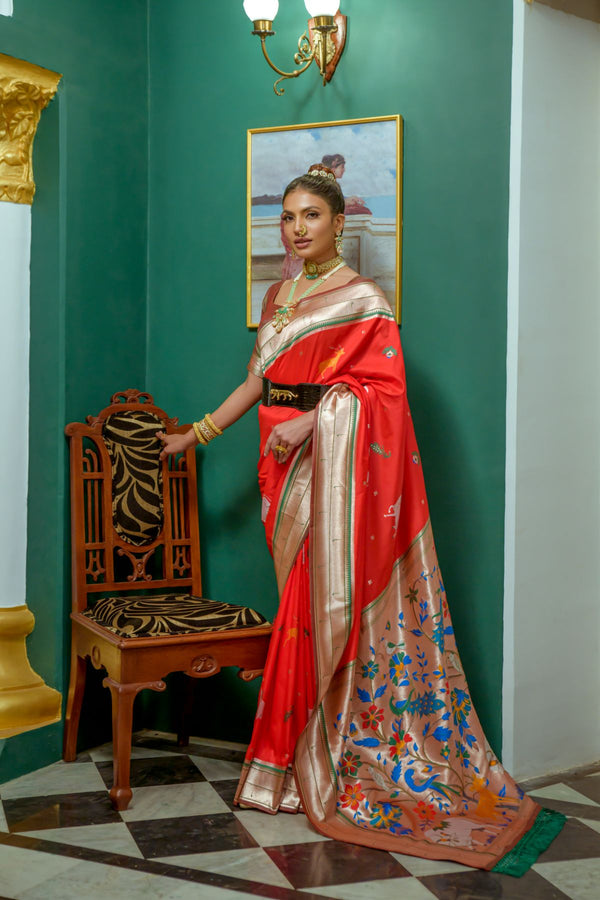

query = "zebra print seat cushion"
[83,594,268,638]
[103,410,164,547]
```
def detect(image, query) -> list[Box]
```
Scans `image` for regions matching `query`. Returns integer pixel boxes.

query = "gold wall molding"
[0,52,61,204]
[0,605,61,738]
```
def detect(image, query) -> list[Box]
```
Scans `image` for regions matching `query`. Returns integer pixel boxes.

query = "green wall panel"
[0,0,148,782]
[147,0,512,750]
[0,0,513,782]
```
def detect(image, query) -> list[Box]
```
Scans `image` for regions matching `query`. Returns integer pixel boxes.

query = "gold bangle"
[204,413,222,436]
[193,421,208,445]
[198,419,214,444]
[193,414,223,447]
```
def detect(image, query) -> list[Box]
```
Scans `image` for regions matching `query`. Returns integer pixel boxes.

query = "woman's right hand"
[157,429,195,461]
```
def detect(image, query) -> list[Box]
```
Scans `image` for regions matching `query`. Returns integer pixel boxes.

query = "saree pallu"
[235,279,564,874]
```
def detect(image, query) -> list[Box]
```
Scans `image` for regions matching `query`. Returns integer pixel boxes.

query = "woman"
[321,152,372,215]
[158,165,563,874]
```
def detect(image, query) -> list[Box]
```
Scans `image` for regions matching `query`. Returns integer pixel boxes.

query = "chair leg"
[63,653,87,762]
[177,675,196,747]
[103,677,166,811]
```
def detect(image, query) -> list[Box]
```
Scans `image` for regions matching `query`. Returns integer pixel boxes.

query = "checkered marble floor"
[1,731,599,899]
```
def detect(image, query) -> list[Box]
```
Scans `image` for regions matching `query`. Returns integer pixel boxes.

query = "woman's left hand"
[264,410,315,463]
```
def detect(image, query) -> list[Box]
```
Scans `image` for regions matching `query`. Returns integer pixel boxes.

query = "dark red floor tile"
[3,791,120,832]
[420,867,571,899]
[265,839,410,889]
[127,811,258,858]
[96,754,205,789]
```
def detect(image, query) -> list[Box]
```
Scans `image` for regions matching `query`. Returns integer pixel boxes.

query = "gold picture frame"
[246,114,403,328]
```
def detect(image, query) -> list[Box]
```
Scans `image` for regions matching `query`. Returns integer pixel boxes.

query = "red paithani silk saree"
[235,278,564,874]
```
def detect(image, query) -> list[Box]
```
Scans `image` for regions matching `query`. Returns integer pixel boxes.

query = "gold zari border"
[272,441,313,597]
[256,279,394,377]
[236,758,301,813]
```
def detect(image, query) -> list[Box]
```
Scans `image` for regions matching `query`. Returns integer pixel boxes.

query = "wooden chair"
[63,389,272,810]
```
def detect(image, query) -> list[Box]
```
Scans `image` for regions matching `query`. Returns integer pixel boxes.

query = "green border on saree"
[491,808,566,876]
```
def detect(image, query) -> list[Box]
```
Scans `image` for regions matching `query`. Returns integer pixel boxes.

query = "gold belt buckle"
[270,388,299,403]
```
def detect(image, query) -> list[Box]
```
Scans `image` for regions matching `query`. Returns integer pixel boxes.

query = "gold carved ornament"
[0,53,61,205]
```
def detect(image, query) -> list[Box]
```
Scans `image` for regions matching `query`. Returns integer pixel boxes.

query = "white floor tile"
[300,876,438,899]
[534,858,600,900]
[579,817,600,835]
[149,881,266,900]
[1,761,107,800]
[21,821,143,858]
[151,882,265,900]
[119,780,230,822]
[528,782,600,808]
[390,850,473,877]
[189,755,243,782]
[89,745,181,763]
[0,843,79,896]
[155,846,293,888]
[234,808,328,846]
[16,856,247,900]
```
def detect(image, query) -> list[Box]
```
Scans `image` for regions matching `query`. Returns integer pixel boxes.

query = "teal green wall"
[0,0,513,782]
[147,0,512,750]
[0,0,148,782]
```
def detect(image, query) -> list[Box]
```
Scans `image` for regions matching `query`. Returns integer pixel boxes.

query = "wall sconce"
[243,1,347,96]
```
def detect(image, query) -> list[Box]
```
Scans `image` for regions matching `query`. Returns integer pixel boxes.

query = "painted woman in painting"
[157,165,563,874]
[321,152,372,215]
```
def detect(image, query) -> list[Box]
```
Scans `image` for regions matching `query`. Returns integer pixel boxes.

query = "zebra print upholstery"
[83,594,268,637]
[103,410,164,547]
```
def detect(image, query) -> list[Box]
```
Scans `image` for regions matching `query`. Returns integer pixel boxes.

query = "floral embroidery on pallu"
[332,540,523,851]
[304,518,539,866]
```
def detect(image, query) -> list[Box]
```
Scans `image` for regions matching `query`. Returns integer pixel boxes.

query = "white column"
[504,1,600,779]
[0,202,31,609]
[0,54,62,739]
[0,2,13,17]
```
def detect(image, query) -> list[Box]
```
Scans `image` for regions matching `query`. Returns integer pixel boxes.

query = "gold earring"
[335,232,344,256]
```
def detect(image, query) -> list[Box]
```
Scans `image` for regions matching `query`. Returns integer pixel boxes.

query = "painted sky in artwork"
[251,119,398,203]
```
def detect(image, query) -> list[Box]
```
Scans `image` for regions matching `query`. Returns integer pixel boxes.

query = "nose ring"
[298,225,307,237]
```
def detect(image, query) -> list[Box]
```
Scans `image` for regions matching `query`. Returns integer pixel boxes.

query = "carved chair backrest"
[65,390,202,613]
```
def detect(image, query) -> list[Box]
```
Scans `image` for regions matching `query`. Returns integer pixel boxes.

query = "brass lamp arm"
[259,32,316,96]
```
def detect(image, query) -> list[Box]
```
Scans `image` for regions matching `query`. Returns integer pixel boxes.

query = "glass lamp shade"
[243,0,279,22]
[304,0,339,16]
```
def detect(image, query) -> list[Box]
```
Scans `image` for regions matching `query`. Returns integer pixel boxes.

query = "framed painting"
[246,114,403,328]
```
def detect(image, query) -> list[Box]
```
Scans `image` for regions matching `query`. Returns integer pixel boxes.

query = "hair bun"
[307,163,337,181]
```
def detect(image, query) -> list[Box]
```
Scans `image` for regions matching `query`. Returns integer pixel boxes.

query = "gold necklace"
[303,255,344,280]
[272,261,345,333]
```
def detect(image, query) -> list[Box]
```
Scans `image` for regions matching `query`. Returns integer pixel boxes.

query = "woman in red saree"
[159,166,563,875]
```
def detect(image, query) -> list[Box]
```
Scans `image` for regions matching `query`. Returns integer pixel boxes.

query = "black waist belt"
[262,379,329,412]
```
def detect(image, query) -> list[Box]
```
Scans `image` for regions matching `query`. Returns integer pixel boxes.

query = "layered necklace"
[272,258,345,333]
